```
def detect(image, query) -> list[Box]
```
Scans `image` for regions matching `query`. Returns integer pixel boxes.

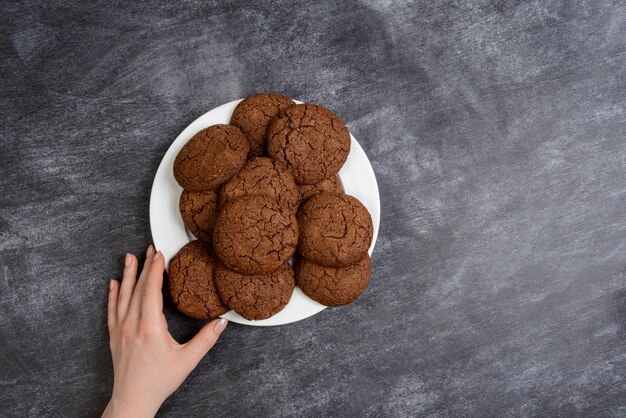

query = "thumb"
[182,318,228,368]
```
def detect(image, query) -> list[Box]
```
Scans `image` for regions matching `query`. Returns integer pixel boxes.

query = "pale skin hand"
[103,245,228,418]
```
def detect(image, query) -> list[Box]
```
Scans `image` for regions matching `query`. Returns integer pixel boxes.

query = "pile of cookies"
[168,93,373,321]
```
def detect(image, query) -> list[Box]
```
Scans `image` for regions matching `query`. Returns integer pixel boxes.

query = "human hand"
[102,245,228,418]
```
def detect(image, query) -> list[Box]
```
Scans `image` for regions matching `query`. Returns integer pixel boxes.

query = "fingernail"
[125,253,132,267]
[147,245,154,257]
[153,250,161,262]
[214,318,228,333]
[109,279,115,290]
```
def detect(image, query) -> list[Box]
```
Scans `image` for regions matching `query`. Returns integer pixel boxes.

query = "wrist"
[103,395,161,418]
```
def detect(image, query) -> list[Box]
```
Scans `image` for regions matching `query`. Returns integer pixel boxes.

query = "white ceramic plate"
[150,99,380,326]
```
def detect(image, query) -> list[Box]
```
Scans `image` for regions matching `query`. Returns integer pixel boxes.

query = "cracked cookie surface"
[297,192,373,267]
[298,175,342,205]
[296,254,371,306]
[215,262,295,320]
[179,190,219,243]
[220,157,299,211]
[174,124,249,190]
[168,240,228,319]
[213,195,298,274]
[266,104,350,184]
[230,93,295,158]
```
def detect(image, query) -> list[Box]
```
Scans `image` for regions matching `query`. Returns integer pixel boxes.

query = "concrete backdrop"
[1,0,625,416]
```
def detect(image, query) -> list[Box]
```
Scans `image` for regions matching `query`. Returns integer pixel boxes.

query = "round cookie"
[296,255,371,306]
[179,190,219,243]
[168,241,228,319]
[215,262,295,320]
[213,195,298,274]
[266,104,351,184]
[298,175,343,204]
[173,124,249,191]
[220,157,299,211]
[230,93,295,158]
[297,192,373,267]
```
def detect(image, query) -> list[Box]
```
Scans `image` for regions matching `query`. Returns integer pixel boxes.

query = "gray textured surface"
[1,0,625,416]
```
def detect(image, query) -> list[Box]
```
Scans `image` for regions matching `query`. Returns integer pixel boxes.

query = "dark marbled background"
[1,1,625,416]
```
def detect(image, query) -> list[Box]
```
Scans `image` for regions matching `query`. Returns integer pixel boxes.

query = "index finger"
[140,250,165,317]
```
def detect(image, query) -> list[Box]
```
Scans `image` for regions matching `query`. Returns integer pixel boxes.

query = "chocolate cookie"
[298,175,342,204]
[297,192,373,267]
[179,190,219,243]
[220,157,299,211]
[230,93,295,158]
[266,104,351,184]
[296,255,371,306]
[173,124,249,191]
[213,195,298,274]
[215,262,295,320]
[168,241,228,319]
